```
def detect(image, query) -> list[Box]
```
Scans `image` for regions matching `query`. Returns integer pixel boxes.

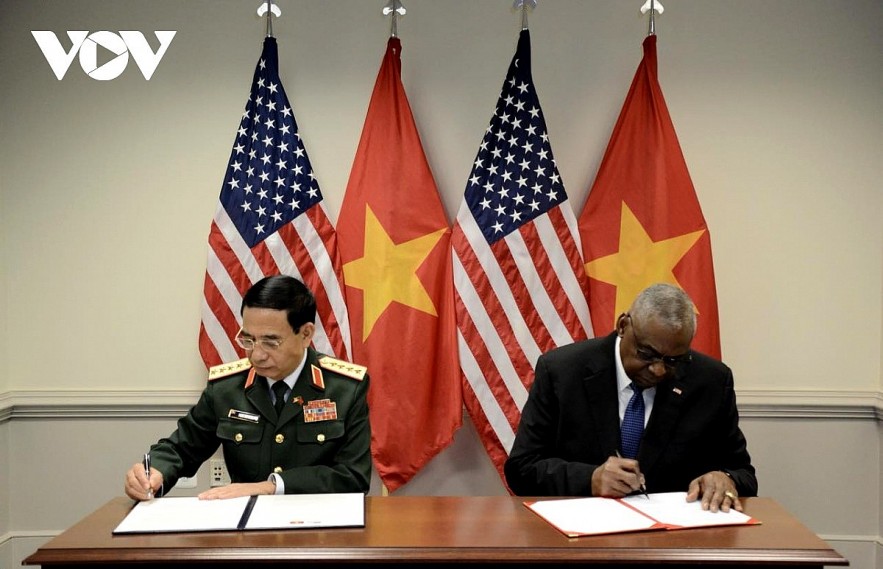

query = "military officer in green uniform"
[124,275,371,500]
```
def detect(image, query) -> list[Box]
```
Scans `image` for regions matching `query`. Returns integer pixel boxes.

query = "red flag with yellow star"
[337,37,462,492]
[579,35,721,358]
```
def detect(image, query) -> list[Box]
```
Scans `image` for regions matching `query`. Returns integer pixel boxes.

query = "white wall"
[2,0,880,395]
[1,0,881,568]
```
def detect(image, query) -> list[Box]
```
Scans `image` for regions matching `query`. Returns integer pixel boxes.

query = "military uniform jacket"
[149,348,371,494]
[504,332,757,497]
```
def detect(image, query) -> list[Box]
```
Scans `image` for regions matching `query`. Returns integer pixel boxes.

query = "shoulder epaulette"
[208,358,252,381]
[318,355,367,381]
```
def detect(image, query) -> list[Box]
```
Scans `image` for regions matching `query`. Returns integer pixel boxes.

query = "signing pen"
[615,450,649,499]
[143,453,153,500]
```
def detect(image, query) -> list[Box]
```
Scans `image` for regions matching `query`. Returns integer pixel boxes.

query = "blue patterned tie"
[621,382,645,459]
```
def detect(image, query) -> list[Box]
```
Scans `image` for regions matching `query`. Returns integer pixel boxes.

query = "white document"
[622,491,754,529]
[113,496,251,533]
[244,492,365,529]
[525,491,758,537]
[113,493,365,534]
[527,496,658,536]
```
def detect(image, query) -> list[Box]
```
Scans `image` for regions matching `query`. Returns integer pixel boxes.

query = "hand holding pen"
[615,450,649,499]
[124,454,162,501]
[143,454,154,500]
[592,451,650,498]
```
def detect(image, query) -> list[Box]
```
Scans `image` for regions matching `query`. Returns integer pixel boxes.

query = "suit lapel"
[245,375,276,422]
[582,334,622,458]
[583,371,621,458]
[639,371,689,473]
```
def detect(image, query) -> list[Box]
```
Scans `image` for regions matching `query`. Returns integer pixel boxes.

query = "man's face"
[617,313,692,389]
[239,307,314,380]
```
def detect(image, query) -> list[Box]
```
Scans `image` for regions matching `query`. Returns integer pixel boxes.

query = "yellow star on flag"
[585,202,705,327]
[343,205,446,339]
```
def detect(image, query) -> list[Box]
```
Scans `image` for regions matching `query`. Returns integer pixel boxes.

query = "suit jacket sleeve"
[504,350,598,496]
[715,368,758,497]
[147,385,225,494]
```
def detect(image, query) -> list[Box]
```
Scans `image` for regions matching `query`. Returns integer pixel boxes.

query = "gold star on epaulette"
[318,356,367,381]
[208,358,252,381]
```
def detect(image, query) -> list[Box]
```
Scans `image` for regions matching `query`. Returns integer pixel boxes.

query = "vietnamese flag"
[578,35,721,358]
[337,37,462,492]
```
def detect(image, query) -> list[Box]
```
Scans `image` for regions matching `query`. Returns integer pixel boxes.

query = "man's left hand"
[686,471,742,513]
[197,481,275,500]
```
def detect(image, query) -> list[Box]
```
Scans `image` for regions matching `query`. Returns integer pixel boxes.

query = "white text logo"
[31,31,176,80]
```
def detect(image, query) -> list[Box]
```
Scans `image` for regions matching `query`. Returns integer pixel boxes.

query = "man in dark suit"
[124,275,371,500]
[504,283,756,512]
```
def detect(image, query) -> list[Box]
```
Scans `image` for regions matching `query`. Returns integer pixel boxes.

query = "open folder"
[113,493,365,534]
[525,491,759,538]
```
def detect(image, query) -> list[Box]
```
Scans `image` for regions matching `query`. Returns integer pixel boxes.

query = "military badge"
[317,356,367,381]
[310,364,325,390]
[208,357,251,381]
[227,409,260,423]
[303,398,338,423]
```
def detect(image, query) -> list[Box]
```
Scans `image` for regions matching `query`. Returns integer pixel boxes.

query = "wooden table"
[24,496,848,567]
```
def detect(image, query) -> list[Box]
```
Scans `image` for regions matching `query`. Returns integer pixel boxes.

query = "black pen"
[615,450,649,499]
[143,453,153,500]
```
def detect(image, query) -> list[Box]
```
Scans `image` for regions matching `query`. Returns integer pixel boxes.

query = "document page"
[244,493,365,530]
[526,496,659,537]
[526,492,759,537]
[113,496,251,534]
[621,491,756,529]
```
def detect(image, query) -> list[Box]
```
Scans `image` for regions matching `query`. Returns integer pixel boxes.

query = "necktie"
[272,381,288,417]
[620,382,645,459]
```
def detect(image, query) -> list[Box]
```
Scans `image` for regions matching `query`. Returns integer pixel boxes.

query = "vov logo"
[32,31,176,80]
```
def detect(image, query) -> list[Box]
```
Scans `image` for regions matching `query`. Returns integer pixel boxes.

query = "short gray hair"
[630,283,697,338]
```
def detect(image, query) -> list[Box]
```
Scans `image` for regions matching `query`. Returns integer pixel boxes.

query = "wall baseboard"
[1,388,881,422]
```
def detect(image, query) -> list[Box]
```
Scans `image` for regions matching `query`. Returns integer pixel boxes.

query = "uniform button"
[273,466,283,474]
[234,433,243,442]
[275,434,285,444]
[317,433,326,443]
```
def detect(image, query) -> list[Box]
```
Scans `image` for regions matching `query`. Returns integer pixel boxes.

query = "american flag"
[199,37,351,368]
[451,30,593,483]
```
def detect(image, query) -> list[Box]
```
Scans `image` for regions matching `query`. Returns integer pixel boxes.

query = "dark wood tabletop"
[24,495,848,567]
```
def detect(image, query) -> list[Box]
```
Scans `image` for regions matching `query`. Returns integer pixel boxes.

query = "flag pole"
[649,0,655,36]
[513,0,537,31]
[640,0,664,36]
[256,1,280,38]
[383,0,406,39]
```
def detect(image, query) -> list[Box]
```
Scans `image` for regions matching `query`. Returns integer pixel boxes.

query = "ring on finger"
[724,490,736,500]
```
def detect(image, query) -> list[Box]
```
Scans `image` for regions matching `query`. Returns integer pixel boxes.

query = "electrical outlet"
[177,475,197,489]
[210,458,231,487]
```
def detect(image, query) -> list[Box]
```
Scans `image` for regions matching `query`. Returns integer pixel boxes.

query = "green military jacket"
[149,348,371,494]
